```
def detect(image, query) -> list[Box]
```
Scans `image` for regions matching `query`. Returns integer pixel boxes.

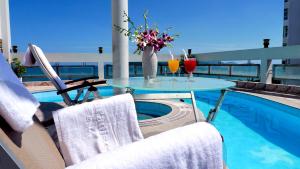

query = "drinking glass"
[168,59,179,80]
[184,58,197,81]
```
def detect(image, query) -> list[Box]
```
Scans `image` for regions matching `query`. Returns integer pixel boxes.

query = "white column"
[97,60,104,79]
[0,0,12,63]
[111,0,129,94]
[260,59,273,84]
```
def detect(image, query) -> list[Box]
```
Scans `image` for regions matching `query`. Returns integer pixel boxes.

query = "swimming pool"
[33,86,172,120]
[32,87,300,169]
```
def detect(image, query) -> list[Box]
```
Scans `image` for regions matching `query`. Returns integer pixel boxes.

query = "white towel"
[53,94,143,166]
[22,48,36,66]
[66,122,223,169]
[0,53,40,132]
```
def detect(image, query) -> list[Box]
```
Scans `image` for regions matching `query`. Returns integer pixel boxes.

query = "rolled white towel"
[66,122,223,169]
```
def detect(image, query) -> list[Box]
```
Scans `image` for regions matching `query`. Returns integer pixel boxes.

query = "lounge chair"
[27,44,106,106]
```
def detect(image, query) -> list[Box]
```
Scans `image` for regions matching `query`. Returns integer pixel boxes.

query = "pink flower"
[133,29,175,52]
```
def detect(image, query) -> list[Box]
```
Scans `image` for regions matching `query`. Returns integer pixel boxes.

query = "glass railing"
[194,64,259,78]
[104,63,260,80]
[22,65,98,82]
[273,64,300,80]
[25,63,299,82]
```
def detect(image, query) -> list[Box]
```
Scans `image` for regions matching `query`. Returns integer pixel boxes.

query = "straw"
[169,50,174,60]
[182,49,189,60]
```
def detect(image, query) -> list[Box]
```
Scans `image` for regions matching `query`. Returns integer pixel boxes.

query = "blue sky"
[9,0,284,54]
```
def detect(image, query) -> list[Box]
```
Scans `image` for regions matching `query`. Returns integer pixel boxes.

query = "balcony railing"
[194,64,259,78]
[22,65,98,82]
[273,64,300,80]
[25,63,300,83]
[104,63,260,80]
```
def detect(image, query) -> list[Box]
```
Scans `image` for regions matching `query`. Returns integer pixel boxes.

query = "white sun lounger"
[27,44,106,105]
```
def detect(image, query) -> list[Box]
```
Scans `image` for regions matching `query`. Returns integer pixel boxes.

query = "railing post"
[97,59,104,79]
[260,59,273,84]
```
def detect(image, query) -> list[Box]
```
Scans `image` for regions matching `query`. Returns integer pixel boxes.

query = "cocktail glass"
[184,58,197,81]
[168,59,179,81]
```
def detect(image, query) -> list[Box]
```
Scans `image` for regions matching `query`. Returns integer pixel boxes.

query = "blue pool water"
[33,86,171,120]
[32,87,300,169]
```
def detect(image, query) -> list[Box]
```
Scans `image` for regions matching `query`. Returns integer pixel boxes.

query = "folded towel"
[53,94,143,166]
[22,48,36,66]
[0,54,40,132]
[66,122,223,169]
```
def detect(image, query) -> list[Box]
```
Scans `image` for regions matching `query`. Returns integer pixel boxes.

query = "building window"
[284,8,288,20]
[283,26,288,37]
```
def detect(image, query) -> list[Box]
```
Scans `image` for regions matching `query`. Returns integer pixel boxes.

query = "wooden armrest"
[64,76,99,85]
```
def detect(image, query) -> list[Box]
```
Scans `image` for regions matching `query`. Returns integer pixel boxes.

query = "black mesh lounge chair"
[28,44,106,106]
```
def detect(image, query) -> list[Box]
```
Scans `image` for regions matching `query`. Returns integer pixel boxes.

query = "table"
[107,77,235,122]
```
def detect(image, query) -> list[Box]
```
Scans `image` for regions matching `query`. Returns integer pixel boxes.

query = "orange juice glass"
[168,59,179,74]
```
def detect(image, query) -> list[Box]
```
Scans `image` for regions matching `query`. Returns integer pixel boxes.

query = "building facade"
[283,0,300,64]
[282,0,300,85]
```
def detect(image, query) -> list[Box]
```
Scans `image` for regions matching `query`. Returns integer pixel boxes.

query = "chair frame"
[28,44,106,105]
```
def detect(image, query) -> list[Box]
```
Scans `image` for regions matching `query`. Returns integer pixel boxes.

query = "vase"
[142,46,158,79]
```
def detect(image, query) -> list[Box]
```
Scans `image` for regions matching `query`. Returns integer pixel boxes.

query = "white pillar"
[97,60,104,79]
[0,0,12,63]
[112,0,129,94]
[260,59,273,84]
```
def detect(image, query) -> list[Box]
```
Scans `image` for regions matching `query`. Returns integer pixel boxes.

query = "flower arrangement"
[115,11,179,54]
